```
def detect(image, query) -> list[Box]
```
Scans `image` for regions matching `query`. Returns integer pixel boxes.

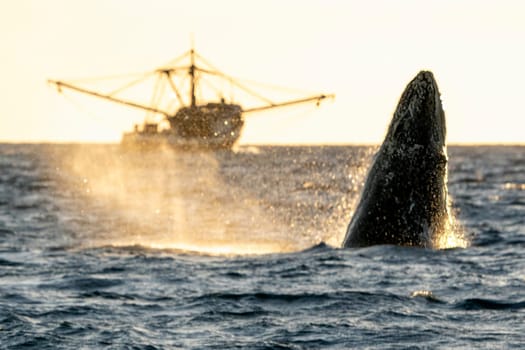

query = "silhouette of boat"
[48,48,333,149]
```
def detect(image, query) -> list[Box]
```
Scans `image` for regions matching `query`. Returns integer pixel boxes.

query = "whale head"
[384,71,446,152]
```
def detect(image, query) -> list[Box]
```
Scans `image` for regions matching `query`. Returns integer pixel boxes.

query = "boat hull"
[121,103,243,150]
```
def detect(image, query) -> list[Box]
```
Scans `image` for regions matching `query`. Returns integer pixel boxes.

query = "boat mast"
[189,48,196,107]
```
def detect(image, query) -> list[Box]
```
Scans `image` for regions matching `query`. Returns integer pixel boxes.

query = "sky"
[1,0,525,145]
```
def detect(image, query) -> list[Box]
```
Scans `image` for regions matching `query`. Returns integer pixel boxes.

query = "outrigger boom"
[242,95,332,113]
[47,80,332,117]
[48,80,171,117]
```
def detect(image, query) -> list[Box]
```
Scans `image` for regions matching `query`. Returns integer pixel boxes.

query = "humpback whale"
[343,71,449,248]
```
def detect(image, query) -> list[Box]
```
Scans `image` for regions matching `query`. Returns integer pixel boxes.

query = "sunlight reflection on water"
[64,144,466,255]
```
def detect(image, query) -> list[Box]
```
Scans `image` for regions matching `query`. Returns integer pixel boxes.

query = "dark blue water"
[1,144,524,349]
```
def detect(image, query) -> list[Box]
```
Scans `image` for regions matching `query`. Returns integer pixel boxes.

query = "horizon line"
[1,140,524,147]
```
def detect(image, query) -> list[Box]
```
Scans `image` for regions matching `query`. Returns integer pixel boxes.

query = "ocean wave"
[0,258,22,267]
[454,298,525,311]
[39,276,123,292]
[193,290,405,306]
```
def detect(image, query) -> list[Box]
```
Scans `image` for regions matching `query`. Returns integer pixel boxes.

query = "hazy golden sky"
[1,0,524,144]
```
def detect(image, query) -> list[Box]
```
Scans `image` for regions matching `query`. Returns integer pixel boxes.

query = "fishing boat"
[48,48,333,150]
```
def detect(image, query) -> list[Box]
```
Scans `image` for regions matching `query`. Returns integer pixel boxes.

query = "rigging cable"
[164,71,185,106]
[66,71,151,84]
[197,75,225,102]
[107,71,156,97]
[58,89,111,125]
[157,50,191,70]
[194,53,275,105]
[146,74,164,121]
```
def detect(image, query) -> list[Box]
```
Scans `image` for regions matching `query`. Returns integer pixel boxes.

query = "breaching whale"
[342,71,449,248]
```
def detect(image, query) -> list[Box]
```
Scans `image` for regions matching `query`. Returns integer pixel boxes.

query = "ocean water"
[0,144,524,349]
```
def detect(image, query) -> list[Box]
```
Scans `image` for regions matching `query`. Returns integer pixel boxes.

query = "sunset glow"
[2,0,525,145]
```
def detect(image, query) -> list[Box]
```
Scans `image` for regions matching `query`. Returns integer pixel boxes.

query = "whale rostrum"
[343,71,450,248]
